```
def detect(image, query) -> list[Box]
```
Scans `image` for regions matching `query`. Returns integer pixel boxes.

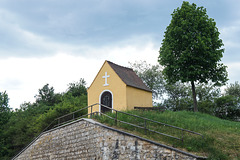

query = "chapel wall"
[126,86,153,110]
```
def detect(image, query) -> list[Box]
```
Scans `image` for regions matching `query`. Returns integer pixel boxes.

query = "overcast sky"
[0,0,239,109]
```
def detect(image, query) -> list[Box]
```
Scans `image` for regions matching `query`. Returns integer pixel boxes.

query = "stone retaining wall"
[13,118,205,160]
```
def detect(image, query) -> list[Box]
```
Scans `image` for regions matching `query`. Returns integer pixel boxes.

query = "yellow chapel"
[87,60,152,113]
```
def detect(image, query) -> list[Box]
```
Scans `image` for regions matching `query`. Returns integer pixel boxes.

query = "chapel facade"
[87,60,152,114]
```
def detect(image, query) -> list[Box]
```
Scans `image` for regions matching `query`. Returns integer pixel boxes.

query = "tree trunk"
[191,81,198,112]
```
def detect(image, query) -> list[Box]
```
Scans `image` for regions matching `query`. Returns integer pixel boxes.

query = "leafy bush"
[198,100,215,114]
[214,95,240,121]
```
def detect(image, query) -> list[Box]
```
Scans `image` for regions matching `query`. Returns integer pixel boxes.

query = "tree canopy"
[158,1,228,111]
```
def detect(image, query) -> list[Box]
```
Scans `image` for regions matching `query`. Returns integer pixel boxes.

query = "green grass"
[93,110,240,160]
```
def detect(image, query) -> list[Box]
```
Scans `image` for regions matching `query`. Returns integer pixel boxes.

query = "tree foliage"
[162,82,221,112]
[163,82,192,111]
[0,91,10,123]
[158,1,228,112]
[0,91,11,132]
[225,81,240,98]
[0,91,11,158]
[34,84,57,106]
[214,95,240,120]
[0,79,88,159]
[67,78,87,97]
[129,61,165,100]
[220,81,240,120]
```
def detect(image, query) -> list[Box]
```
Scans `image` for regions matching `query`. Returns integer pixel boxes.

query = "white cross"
[102,72,110,86]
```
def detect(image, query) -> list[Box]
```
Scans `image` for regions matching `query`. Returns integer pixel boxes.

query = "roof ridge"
[106,60,133,71]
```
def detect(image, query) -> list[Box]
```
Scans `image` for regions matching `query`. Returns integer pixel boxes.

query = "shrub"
[214,95,240,121]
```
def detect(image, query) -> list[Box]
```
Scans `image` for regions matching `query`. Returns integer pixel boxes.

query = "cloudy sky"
[0,0,239,109]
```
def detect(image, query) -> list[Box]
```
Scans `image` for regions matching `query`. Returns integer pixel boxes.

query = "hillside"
[94,110,240,160]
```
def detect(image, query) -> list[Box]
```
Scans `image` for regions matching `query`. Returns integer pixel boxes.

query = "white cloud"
[0,41,158,109]
[226,62,240,84]
[0,55,98,108]
[220,21,240,48]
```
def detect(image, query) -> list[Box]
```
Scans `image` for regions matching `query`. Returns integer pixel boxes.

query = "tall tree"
[67,78,87,97]
[158,1,228,112]
[35,84,56,106]
[0,91,11,125]
[0,91,11,158]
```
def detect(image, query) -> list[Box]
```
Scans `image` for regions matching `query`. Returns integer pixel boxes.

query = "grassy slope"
[94,110,240,160]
